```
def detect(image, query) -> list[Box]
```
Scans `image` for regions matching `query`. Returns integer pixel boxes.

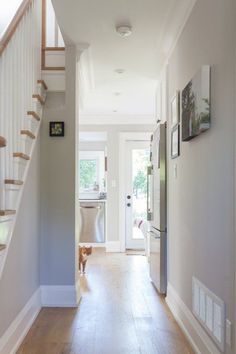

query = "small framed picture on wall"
[170,91,180,127]
[171,124,180,159]
[49,122,65,137]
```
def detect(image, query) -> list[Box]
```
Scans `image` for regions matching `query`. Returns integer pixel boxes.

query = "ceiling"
[52,0,195,124]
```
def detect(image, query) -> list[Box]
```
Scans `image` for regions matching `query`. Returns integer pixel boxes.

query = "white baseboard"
[0,281,81,354]
[166,282,220,354]
[79,242,106,248]
[41,281,81,307]
[106,241,121,253]
[0,288,41,354]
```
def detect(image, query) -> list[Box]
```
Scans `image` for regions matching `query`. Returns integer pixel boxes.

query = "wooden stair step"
[37,79,48,90]
[32,94,45,105]
[0,136,6,148]
[13,152,30,160]
[0,210,16,216]
[21,130,35,139]
[27,111,40,121]
[0,245,6,252]
[5,179,23,186]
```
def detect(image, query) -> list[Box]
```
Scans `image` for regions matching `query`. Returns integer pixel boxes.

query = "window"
[79,151,105,194]
[80,159,98,192]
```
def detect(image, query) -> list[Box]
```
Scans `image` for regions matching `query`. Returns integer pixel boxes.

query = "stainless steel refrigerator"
[147,123,167,294]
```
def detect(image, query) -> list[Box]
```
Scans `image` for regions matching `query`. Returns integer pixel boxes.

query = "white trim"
[79,242,106,248]
[0,283,81,354]
[78,45,95,111]
[166,282,221,354]
[106,241,121,253]
[119,132,152,253]
[41,282,81,307]
[79,114,156,125]
[0,288,41,354]
[161,0,197,60]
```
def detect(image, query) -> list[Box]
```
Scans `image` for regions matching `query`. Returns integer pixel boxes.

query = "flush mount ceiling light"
[114,68,125,74]
[116,25,132,38]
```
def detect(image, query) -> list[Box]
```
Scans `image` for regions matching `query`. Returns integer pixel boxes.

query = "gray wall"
[40,91,76,285]
[40,46,77,286]
[167,1,235,353]
[0,140,41,337]
[80,125,155,242]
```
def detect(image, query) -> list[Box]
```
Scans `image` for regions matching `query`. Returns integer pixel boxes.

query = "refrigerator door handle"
[147,165,153,221]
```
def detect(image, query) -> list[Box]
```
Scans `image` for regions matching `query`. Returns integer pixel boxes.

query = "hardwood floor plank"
[17,249,194,354]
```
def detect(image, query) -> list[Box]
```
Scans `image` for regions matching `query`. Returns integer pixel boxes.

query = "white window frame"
[79,151,105,194]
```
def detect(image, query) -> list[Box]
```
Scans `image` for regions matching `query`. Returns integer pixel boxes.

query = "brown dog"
[79,246,92,273]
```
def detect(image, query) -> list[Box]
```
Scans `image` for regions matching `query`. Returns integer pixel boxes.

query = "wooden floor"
[17,249,194,354]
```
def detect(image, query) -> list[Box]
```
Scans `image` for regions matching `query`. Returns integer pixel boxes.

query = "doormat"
[126,250,145,256]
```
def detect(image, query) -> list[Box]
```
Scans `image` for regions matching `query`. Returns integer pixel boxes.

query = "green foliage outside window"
[80,159,97,190]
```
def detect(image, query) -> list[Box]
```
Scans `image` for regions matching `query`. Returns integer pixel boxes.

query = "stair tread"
[5,179,23,185]
[13,152,30,160]
[32,94,45,105]
[0,210,16,216]
[21,130,36,139]
[27,111,40,121]
[0,136,6,148]
[0,245,6,251]
[37,80,48,90]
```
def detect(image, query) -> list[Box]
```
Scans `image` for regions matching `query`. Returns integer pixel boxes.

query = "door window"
[132,148,150,239]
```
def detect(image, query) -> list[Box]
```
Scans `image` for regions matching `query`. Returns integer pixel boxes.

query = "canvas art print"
[182,65,210,141]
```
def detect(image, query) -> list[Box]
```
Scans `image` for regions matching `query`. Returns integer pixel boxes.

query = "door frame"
[119,132,152,252]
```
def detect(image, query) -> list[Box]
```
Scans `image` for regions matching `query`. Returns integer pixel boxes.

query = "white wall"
[166,1,235,353]
[79,141,106,152]
[0,140,41,337]
[80,124,155,245]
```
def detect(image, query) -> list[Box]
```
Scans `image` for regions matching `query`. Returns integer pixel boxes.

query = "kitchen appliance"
[147,123,167,294]
[79,201,105,243]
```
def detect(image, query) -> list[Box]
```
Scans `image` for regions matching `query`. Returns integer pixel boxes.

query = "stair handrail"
[0,0,33,55]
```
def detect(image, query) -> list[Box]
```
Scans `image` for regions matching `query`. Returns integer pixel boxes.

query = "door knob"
[127,195,131,199]
[127,203,131,207]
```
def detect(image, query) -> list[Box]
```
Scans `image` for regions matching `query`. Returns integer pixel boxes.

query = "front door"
[125,141,150,250]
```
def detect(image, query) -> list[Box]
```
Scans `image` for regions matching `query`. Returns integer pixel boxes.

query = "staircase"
[0,0,46,277]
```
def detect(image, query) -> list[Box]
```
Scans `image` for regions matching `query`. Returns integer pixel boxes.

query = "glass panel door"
[125,141,150,250]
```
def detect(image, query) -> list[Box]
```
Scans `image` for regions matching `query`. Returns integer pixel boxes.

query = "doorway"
[125,141,150,250]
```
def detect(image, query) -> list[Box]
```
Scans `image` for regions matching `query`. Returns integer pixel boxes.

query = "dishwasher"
[79,201,105,243]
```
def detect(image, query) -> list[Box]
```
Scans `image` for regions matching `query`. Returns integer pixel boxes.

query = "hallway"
[17,250,193,354]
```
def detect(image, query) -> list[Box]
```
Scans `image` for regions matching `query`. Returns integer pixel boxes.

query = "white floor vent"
[192,277,225,352]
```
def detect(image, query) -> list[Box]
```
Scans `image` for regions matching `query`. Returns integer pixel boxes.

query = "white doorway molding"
[119,132,152,252]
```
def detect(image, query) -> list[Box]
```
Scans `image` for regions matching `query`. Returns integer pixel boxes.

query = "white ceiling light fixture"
[116,25,132,38]
[114,68,125,74]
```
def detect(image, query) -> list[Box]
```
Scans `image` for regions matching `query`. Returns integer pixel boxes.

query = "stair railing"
[0,0,45,277]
